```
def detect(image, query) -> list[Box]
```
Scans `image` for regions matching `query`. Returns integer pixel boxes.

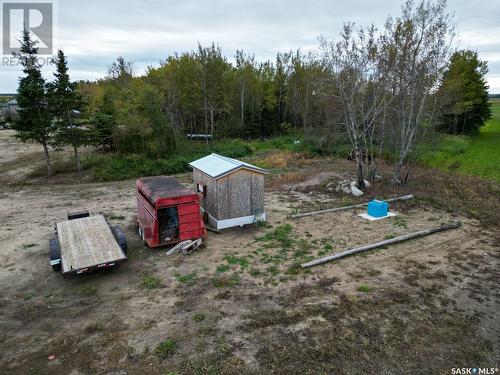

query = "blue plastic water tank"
[367,199,389,218]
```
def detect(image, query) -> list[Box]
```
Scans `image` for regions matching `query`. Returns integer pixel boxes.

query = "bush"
[84,154,190,181]
[212,139,253,158]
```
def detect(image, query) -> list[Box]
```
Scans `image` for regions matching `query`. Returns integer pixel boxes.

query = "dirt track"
[0,130,498,374]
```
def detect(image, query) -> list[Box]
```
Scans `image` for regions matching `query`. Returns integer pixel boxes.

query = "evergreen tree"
[47,50,88,176]
[438,50,491,134]
[13,29,53,176]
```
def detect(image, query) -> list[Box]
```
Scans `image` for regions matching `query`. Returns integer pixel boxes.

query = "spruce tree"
[438,50,492,134]
[48,50,88,176]
[13,29,53,176]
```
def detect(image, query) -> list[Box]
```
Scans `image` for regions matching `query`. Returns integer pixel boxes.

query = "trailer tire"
[111,225,127,254]
[49,238,62,272]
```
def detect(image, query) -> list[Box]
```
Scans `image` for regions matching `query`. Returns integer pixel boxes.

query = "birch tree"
[381,0,454,183]
[321,24,389,188]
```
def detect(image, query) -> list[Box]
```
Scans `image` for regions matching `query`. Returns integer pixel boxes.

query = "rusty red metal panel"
[136,177,206,248]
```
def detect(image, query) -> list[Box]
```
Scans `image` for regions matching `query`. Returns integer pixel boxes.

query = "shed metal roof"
[189,153,268,179]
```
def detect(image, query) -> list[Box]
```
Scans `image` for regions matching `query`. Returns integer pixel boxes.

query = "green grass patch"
[156,339,178,359]
[213,274,240,288]
[393,216,408,229]
[266,266,280,276]
[192,312,207,322]
[174,272,197,284]
[140,274,161,289]
[249,268,261,277]
[223,255,249,269]
[257,223,294,250]
[357,284,372,293]
[216,264,230,273]
[420,100,500,181]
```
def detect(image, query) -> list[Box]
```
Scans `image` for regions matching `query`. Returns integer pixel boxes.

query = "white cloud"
[1,0,499,93]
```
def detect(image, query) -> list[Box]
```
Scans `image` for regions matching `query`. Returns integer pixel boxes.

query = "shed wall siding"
[192,169,217,218]
[217,170,264,220]
[250,173,265,215]
[193,168,265,222]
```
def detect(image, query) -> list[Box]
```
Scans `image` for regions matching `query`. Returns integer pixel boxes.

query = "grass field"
[421,100,500,181]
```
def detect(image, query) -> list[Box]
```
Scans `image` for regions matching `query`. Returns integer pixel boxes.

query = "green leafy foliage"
[12,29,53,175]
[438,50,491,134]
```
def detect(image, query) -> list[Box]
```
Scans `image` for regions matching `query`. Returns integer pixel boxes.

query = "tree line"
[14,0,491,184]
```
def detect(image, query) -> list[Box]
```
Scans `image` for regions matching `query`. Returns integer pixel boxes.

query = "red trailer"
[136,176,207,248]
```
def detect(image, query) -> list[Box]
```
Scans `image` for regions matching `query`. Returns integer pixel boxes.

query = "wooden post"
[291,194,414,219]
[301,222,461,268]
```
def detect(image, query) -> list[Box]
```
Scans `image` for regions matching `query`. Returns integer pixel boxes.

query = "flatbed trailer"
[49,213,127,277]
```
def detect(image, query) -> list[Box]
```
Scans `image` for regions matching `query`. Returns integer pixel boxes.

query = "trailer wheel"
[49,238,62,272]
[111,225,127,254]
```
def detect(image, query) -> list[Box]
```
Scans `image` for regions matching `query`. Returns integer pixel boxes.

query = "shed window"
[197,183,207,197]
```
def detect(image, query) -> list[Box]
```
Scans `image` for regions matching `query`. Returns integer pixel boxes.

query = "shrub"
[84,154,191,181]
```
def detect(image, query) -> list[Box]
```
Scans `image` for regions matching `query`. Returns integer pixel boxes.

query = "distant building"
[6,99,18,118]
[0,98,18,122]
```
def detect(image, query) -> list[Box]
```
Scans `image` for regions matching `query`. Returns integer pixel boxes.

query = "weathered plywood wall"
[250,173,265,215]
[216,170,264,220]
[192,169,217,218]
[193,168,265,221]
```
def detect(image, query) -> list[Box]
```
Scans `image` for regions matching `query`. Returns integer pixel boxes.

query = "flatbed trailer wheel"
[111,225,128,254]
[49,238,62,272]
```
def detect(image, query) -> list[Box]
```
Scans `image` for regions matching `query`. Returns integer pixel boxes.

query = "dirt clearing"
[0,135,498,374]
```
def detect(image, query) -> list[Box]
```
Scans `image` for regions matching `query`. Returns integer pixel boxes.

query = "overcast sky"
[1,0,499,93]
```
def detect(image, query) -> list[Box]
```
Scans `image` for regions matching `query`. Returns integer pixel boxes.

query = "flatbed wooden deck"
[56,215,126,274]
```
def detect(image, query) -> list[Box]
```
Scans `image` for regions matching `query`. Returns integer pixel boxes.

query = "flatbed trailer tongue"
[51,214,127,277]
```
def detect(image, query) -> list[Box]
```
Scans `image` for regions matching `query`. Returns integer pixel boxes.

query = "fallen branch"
[301,222,461,268]
[291,194,414,219]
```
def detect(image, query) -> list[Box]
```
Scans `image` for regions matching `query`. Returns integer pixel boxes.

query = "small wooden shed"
[189,153,268,230]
